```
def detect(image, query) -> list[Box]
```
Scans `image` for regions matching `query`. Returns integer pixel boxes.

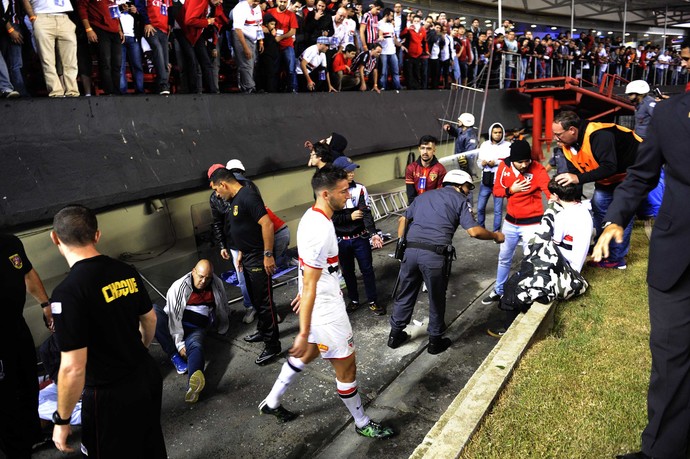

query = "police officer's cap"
[443,169,474,189]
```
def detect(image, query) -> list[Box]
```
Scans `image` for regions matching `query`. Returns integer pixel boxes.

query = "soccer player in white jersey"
[258,166,395,439]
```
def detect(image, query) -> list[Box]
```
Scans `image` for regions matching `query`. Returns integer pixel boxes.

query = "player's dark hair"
[53,204,98,246]
[419,135,439,146]
[548,178,581,202]
[553,110,580,130]
[312,165,348,193]
[209,167,237,184]
[313,141,334,163]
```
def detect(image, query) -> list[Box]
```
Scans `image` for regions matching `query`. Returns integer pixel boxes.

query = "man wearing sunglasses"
[553,110,641,270]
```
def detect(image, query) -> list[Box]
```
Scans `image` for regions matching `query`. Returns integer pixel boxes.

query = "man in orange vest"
[553,110,641,269]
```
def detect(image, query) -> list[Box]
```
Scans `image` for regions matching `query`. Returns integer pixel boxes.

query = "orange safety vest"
[561,122,642,186]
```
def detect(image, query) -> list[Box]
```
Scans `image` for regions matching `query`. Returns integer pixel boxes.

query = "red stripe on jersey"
[298,258,323,270]
[327,255,339,264]
[564,235,574,242]
[311,206,331,220]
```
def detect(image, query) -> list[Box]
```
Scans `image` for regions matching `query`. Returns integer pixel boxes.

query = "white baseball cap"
[458,113,475,127]
[226,159,246,172]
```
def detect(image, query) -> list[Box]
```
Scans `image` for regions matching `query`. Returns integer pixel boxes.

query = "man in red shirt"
[267,0,298,92]
[400,14,426,89]
[77,0,123,95]
[331,43,359,90]
[405,135,446,204]
[482,139,551,305]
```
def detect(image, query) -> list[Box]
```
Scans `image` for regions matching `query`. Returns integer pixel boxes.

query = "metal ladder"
[368,190,408,222]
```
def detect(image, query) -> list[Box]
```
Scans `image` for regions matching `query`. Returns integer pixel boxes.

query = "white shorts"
[308,312,355,359]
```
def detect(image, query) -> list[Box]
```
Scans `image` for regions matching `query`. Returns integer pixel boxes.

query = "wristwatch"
[52,410,70,425]
[263,251,273,258]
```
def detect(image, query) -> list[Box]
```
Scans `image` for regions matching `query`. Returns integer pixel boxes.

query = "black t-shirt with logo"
[228,185,268,254]
[52,255,152,386]
[0,234,33,330]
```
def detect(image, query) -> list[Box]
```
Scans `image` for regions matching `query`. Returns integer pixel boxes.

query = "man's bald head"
[192,259,214,290]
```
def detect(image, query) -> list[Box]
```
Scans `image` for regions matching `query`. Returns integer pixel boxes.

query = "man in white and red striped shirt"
[258,166,396,440]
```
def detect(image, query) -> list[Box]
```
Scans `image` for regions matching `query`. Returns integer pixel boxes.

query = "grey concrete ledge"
[410,300,557,459]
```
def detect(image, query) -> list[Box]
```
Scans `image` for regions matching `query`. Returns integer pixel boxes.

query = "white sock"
[336,378,370,428]
[265,356,305,409]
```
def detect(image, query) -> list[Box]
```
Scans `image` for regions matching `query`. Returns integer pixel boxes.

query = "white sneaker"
[243,308,256,324]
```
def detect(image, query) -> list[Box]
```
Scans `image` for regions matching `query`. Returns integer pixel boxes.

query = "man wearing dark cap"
[331,156,384,315]
[482,139,551,306]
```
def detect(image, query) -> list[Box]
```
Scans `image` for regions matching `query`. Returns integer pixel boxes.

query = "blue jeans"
[520,57,528,81]
[231,248,254,309]
[477,182,503,232]
[338,236,377,303]
[0,34,27,95]
[0,44,15,92]
[495,221,539,295]
[280,47,297,91]
[452,56,460,82]
[120,36,144,93]
[146,28,170,92]
[154,304,207,379]
[379,53,401,90]
[592,188,633,263]
[274,226,290,270]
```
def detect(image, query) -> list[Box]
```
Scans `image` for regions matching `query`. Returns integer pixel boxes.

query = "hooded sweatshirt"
[476,122,511,181]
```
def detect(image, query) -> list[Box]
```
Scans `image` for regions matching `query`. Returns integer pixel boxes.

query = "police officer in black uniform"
[0,234,51,458]
[209,168,282,365]
[49,205,166,458]
[388,170,505,354]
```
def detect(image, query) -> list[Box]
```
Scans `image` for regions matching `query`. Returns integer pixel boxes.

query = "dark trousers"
[178,33,217,93]
[243,251,280,349]
[82,355,166,459]
[93,27,122,95]
[405,56,421,89]
[428,59,441,89]
[390,247,448,337]
[146,28,170,92]
[643,266,690,459]
[0,320,41,459]
[338,236,377,304]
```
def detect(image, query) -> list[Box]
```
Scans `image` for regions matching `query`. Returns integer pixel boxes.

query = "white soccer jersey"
[297,206,347,325]
[552,201,593,272]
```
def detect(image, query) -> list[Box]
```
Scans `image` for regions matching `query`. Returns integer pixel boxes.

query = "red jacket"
[400,26,426,58]
[138,0,171,33]
[178,0,227,46]
[332,52,352,74]
[494,160,551,225]
[77,0,121,34]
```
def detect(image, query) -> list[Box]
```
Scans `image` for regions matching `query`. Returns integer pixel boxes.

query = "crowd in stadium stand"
[0,0,686,97]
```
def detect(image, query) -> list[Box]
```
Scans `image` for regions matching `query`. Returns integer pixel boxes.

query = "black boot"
[428,336,451,355]
[387,330,409,349]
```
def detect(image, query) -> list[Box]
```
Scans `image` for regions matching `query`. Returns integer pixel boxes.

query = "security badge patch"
[233,205,239,216]
[9,253,22,269]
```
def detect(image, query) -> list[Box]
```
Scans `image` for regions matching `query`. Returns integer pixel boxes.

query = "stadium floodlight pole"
[664,4,668,49]
[622,0,627,43]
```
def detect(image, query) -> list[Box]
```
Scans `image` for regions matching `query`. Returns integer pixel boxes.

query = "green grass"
[461,225,651,459]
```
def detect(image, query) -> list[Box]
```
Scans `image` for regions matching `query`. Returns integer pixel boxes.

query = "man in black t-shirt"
[0,234,51,458]
[210,168,282,365]
[49,205,167,458]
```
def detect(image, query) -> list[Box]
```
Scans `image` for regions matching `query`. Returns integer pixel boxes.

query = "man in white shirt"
[377,7,401,90]
[232,0,263,93]
[548,179,593,272]
[297,36,335,92]
[476,122,511,231]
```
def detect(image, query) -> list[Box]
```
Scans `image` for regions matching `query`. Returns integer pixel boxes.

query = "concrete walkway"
[30,199,542,459]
